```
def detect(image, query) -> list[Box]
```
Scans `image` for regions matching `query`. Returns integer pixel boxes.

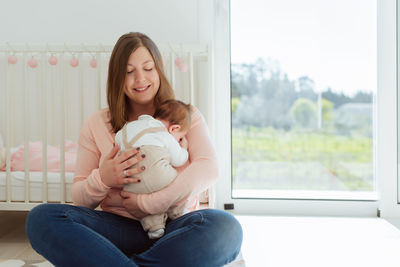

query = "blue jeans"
[26,204,242,267]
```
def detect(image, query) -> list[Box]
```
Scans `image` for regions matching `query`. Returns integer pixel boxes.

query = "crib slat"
[23,55,30,203]
[65,57,71,142]
[41,53,48,203]
[207,43,215,139]
[79,53,84,127]
[189,52,195,105]
[51,54,57,146]
[170,52,175,89]
[97,52,102,111]
[5,60,13,203]
[206,43,215,208]
[60,53,66,203]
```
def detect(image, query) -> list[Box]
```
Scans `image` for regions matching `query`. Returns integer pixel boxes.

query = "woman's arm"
[71,111,146,210]
[137,107,218,214]
[71,116,111,209]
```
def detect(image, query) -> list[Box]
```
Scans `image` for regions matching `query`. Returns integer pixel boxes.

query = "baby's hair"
[153,100,192,131]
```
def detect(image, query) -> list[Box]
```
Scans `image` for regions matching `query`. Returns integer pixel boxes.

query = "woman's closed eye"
[127,68,152,74]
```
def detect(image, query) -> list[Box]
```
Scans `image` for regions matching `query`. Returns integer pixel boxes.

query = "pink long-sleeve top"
[71,106,218,220]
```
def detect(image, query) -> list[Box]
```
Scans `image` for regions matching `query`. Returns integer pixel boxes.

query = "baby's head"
[154,100,192,142]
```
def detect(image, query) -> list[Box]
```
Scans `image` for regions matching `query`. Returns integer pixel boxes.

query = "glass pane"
[231,0,377,200]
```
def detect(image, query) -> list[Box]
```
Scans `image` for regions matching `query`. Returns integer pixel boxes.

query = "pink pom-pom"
[48,55,58,66]
[90,58,97,68]
[8,55,18,64]
[175,58,188,72]
[70,57,79,67]
[28,57,38,68]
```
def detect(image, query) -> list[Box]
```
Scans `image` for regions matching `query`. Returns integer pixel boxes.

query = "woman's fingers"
[117,148,140,164]
[120,177,141,184]
[121,154,145,170]
[123,166,145,177]
[99,144,121,187]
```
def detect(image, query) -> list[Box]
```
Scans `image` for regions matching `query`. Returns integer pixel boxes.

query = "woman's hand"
[99,144,145,188]
[120,190,148,219]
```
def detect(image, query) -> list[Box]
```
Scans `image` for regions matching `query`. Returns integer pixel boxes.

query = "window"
[230,0,377,201]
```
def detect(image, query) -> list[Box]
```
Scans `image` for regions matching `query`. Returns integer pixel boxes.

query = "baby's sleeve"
[114,130,123,151]
[164,133,188,167]
[137,107,218,215]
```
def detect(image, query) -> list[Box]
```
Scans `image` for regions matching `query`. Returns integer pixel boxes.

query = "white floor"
[237,215,400,267]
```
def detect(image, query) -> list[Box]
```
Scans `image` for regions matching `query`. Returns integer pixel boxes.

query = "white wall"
[0,0,214,45]
[0,0,217,141]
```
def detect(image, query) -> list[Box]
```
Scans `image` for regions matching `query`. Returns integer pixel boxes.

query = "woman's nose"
[135,70,146,83]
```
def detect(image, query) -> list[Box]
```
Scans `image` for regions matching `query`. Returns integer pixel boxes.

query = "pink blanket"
[2,141,77,172]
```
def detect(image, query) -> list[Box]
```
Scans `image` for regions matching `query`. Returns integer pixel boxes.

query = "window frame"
[212,0,398,217]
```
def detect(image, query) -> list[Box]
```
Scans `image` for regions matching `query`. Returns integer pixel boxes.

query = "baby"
[114,99,192,239]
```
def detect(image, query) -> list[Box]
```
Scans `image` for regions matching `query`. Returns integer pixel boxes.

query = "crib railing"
[0,43,213,210]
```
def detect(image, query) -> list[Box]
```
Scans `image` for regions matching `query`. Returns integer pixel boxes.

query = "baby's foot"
[148,228,165,239]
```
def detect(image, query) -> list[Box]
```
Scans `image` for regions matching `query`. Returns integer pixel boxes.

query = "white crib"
[0,43,213,210]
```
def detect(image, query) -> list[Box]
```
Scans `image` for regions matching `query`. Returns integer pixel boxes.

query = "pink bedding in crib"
[1,141,77,172]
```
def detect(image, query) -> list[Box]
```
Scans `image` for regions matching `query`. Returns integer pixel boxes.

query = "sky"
[231,0,377,96]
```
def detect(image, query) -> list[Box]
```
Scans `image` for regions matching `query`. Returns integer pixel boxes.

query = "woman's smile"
[134,84,151,92]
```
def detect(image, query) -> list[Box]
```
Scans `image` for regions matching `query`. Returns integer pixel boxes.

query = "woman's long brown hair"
[107,32,175,133]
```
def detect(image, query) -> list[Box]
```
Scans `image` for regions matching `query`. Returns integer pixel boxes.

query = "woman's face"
[124,46,160,106]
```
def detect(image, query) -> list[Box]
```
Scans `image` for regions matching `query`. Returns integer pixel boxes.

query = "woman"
[26,32,243,267]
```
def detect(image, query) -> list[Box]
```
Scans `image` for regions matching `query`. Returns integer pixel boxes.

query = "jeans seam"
[168,210,205,225]
[67,207,104,220]
[65,207,136,228]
